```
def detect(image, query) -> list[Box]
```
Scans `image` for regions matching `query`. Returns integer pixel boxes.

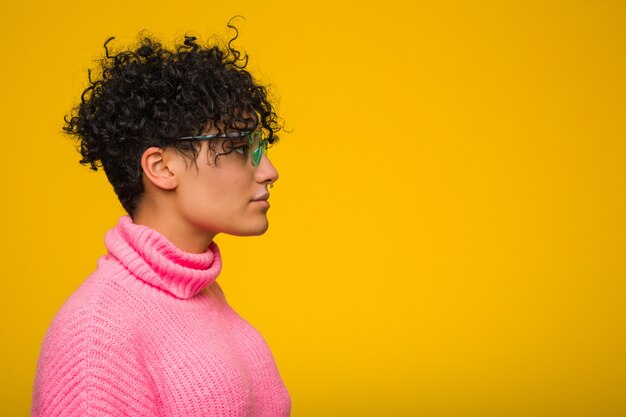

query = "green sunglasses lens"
[249,131,268,166]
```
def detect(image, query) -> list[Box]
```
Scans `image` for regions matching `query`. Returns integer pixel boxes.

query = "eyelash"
[232,144,249,156]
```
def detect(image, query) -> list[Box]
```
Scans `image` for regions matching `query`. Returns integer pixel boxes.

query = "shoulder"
[42,261,149,354]
[33,266,157,416]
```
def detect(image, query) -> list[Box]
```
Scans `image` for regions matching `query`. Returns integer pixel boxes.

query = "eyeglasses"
[178,130,269,167]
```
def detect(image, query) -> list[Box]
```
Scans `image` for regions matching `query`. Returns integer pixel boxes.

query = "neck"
[133,203,217,255]
[104,216,223,299]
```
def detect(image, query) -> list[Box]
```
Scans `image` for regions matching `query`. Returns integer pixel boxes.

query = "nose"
[255,153,279,185]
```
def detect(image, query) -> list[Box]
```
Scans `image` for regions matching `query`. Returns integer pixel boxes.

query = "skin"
[133,125,279,254]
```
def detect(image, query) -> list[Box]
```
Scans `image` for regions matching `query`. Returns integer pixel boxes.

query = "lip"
[253,200,270,207]
[252,192,270,201]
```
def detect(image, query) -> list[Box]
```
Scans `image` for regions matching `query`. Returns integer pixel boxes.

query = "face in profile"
[171,132,280,238]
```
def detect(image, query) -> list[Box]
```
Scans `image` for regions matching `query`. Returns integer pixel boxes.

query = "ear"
[141,147,179,191]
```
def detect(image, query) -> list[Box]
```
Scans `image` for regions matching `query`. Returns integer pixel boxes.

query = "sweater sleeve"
[32,293,159,417]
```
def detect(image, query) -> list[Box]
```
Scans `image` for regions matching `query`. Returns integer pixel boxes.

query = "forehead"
[203,112,258,135]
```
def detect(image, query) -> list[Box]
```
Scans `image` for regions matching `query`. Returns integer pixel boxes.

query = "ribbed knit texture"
[32,216,291,417]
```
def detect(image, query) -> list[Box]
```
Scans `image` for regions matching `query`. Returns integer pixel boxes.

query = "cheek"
[213,162,255,194]
[175,170,217,210]
[178,167,249,214]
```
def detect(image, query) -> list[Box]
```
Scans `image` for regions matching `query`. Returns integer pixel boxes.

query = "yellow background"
[1,1,625,416]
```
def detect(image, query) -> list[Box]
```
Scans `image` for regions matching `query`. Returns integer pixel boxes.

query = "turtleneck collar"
[104,215,222,299]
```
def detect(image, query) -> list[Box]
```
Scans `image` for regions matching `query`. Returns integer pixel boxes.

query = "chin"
[228,221,270,237]
[250,221,270,236]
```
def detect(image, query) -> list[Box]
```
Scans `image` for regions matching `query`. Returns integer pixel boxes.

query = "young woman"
[32,29,291,417]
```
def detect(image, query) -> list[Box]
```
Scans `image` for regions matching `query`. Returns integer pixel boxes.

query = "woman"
[32,28,291,417]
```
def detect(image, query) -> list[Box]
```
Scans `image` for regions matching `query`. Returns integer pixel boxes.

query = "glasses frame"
[178,130,269,166]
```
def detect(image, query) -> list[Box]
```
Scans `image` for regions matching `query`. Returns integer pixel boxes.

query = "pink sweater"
[32,216,291,417]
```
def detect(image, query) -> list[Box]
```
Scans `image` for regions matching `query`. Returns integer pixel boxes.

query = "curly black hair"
[64,24,281,216]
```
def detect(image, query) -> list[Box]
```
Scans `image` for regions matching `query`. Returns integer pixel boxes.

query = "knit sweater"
[32,216,291,417]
